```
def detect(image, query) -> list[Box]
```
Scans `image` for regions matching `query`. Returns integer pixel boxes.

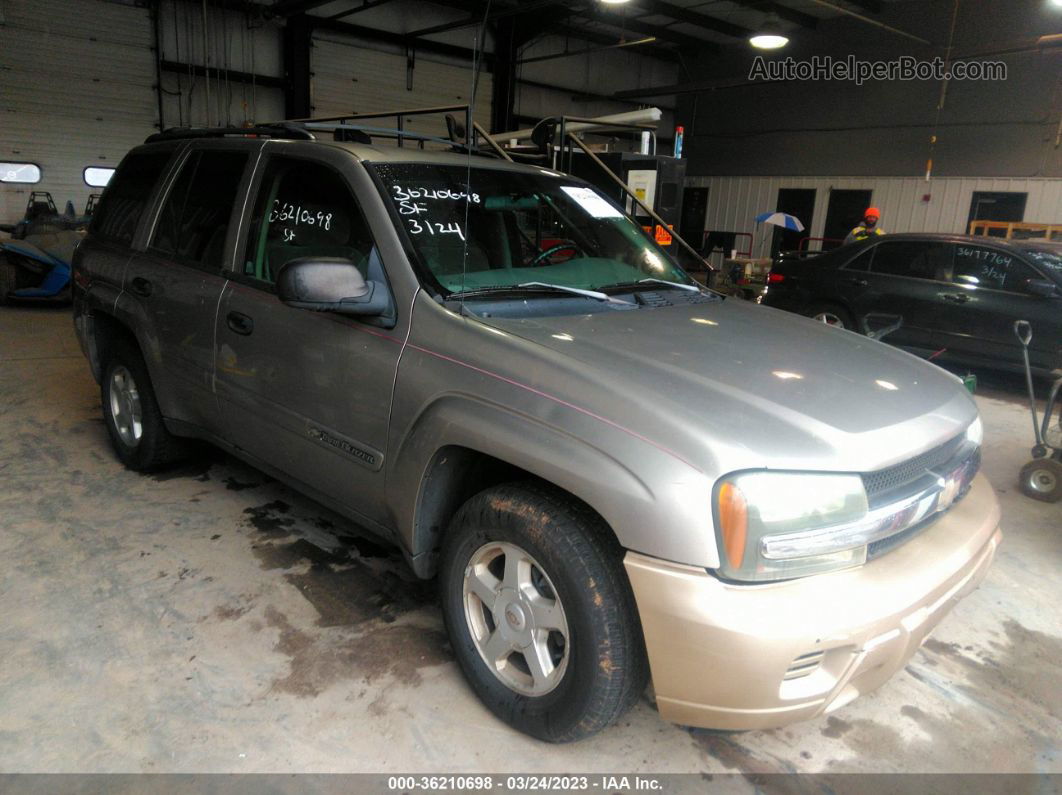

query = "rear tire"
[1019,458,1062,503]
[101,338,189,471]
[806,302,855,330]
[439,482,649,742]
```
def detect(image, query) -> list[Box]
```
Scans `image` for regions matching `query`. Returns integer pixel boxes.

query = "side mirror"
[1026,278,1060,298]
[277,257,393,317]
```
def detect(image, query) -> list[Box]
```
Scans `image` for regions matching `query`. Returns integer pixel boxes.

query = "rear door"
[939,242,1062,371]
[123,142,258,432]
[213,145,404,527]
[834,239,952,348]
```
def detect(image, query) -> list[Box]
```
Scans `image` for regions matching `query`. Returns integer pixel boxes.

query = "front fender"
[387,389,718,574]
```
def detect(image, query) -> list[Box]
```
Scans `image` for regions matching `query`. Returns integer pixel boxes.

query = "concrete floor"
[0,306,1059,775]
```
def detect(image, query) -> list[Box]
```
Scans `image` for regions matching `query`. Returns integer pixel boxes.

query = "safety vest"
[850,225,885,241]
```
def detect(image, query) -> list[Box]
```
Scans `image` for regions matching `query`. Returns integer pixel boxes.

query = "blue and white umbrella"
[755,211,805,232]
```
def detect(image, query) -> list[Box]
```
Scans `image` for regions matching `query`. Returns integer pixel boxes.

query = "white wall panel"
[687,174,1062,262]
[312,34,491,146]
[0,0,155,223]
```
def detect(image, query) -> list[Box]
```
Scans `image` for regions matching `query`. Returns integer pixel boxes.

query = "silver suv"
[73,128,1000,742]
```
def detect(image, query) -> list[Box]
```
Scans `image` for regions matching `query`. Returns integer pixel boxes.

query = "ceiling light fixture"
[749,34,789,49]
[749,13,788,49]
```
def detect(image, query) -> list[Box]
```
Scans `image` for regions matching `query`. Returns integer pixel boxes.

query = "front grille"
[864,445,981,561]
[861,433,967,505]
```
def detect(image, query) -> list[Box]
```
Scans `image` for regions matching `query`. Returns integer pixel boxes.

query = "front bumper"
[624,473,1001,731]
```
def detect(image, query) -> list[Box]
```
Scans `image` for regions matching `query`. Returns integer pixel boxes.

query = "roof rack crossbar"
[278,104,472,125]
[144,123,314,144]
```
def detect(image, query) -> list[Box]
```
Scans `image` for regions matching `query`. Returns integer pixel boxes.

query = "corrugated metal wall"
[0,0,156,223]
[312,34,492,145]
[688,174,1062,261]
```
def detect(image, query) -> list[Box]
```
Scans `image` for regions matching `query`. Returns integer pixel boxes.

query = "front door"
[123,145,253,431]
[213,149,402,526]
[837,239,953,348]
[940,241,1062,371]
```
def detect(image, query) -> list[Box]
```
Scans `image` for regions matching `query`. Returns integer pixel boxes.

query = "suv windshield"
[371,163,691,295]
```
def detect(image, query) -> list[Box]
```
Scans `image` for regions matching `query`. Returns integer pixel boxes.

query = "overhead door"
[0,0,157,223]
[311,35,491,145]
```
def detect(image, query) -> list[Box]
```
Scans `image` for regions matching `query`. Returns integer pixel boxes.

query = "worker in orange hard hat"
[844,207,886,245]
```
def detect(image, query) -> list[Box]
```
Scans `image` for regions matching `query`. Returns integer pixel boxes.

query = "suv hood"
[476,298,977,476]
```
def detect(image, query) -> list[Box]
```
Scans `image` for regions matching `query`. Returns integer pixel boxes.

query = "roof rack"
[271,104,513,161]
[144,104,513,162]
[144,123,314,144]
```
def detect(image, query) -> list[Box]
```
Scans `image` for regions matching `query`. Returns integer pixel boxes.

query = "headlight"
[966,416,983,447]
[714,471,869,582]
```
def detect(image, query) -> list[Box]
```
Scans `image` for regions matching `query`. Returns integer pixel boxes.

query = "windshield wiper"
[517,282,624,302]
[447,283,620,302]
[600,278,711,294]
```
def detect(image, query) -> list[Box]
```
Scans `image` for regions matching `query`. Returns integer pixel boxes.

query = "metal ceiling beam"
[577,6,717,50]
[722,0,818,31]
[416,0,686,61]
[621,0,753,39]
[839,0,883,12]
[309,14,493,62]
[269,0,335,17]
[805,0,929,44]
[327,0,400,20]
[543,21,684,60]
[406,0,562,38]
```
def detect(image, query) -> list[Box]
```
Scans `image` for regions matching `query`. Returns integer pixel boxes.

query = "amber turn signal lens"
[718,482,748,569]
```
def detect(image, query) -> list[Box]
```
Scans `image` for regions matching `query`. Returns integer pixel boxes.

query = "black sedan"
[762,234,1062,375]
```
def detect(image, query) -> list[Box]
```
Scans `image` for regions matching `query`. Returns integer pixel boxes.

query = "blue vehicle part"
[0,240,71,299]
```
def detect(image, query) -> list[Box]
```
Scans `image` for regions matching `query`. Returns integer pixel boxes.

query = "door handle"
[940,293,970,303]
[226,311,254,336]
[843,277,868,287]
[129,277,153,297]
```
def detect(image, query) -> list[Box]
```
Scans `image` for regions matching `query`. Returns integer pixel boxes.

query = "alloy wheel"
[462,541,570,696]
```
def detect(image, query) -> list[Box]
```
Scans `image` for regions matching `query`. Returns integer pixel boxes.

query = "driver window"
[243,157,375,285]
[952,245,1038,293]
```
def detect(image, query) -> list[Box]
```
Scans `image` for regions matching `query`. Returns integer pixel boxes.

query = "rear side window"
[870,241,951,281]
[91,150,173,245]
[952,245,1039,293]
[151,150,248,270]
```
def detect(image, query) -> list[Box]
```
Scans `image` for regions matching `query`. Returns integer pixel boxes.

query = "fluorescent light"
[749,34,788,49]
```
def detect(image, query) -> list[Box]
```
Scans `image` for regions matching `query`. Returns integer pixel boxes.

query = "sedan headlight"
[966,416,983,447]
[714,471,870,582]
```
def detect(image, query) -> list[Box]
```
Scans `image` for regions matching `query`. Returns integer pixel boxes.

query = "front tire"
[440,482,649,742]
[101,338,188,471]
